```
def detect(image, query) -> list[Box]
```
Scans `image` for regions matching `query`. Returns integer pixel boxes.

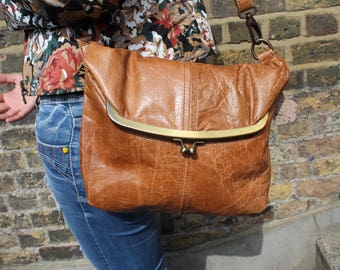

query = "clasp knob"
[173,139,205,156]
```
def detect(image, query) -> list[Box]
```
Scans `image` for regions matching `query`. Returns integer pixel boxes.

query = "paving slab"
[1,259,94,270]
[316,227,340,270]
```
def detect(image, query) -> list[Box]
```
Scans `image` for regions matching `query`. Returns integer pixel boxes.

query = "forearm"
[0,73,22,83]
[1,0,114,30]
[0,0,55,30]
[22,0,114,26]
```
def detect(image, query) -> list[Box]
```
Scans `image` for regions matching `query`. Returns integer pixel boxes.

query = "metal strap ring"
[251,38,274,60]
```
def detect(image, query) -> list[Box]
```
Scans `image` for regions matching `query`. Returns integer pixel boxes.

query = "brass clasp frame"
[106,101,269,158]
[173,139,205,156]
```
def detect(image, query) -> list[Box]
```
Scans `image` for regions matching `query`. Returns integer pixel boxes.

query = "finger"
[0,103,10,113]
[0,111,11,120]
[0,113,11,121]
[0,108,20,121]
[5,110,26,123]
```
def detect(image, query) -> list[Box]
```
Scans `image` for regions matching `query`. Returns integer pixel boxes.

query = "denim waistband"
[39,92,84,104]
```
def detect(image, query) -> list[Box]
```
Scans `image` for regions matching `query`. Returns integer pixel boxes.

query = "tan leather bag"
[80,0,290,216]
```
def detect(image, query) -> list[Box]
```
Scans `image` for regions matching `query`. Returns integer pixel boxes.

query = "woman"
[0,1,215,269]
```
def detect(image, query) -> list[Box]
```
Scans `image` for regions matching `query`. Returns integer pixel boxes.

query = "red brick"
[296,177,340,198]
[298,136,340,159]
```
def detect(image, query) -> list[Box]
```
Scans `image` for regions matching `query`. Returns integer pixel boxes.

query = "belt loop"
[35,96,40,111]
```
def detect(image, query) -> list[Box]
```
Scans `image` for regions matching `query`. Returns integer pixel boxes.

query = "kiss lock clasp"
[173,139,204,156]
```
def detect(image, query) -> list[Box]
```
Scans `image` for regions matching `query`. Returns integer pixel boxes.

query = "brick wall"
[0,1,339,267]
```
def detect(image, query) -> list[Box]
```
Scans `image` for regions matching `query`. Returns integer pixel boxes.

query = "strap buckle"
[246,13,262,45]
[242,11,274,60]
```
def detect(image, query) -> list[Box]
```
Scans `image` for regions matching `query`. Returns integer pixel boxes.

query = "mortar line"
[208,6,340,25]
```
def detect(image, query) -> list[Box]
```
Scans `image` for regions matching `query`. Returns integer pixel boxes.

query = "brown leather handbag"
[80,0,290,216]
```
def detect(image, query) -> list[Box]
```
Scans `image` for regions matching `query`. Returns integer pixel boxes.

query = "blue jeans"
[35,93,166,270]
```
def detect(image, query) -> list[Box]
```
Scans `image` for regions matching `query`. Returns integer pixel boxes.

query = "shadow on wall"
[164,204,340,270]
[162,210,266,270]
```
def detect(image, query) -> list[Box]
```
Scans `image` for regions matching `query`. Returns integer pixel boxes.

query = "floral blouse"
[0,0,215,96]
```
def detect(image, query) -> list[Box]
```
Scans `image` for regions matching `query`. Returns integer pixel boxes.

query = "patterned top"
[0,0,215,96]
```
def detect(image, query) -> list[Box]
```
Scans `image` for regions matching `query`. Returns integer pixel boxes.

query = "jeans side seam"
[69,104,114,270]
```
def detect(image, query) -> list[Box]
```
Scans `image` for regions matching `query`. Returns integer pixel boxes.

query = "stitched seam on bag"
[188,63,191,131]
[195,67,198,131]
[188,157,193,213]
[247,65,255,123]
[179,60,189,214]
[179,155,188,214]
[176,156,183,214]
[182,62,185,130]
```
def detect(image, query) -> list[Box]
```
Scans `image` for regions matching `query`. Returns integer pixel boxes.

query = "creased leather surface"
[81,43,289,216]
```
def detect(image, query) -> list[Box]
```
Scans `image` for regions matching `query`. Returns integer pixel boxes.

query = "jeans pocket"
[35,103,73,145]
[35,103,73,181]
[37,142,73,181]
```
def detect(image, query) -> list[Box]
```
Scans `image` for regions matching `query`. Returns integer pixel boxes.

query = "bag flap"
[83,43,289,139]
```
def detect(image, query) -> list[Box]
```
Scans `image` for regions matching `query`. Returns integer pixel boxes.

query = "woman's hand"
[0,73,36,123]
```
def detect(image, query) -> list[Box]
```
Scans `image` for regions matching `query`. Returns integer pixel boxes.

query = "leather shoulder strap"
[234,0,254,13]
